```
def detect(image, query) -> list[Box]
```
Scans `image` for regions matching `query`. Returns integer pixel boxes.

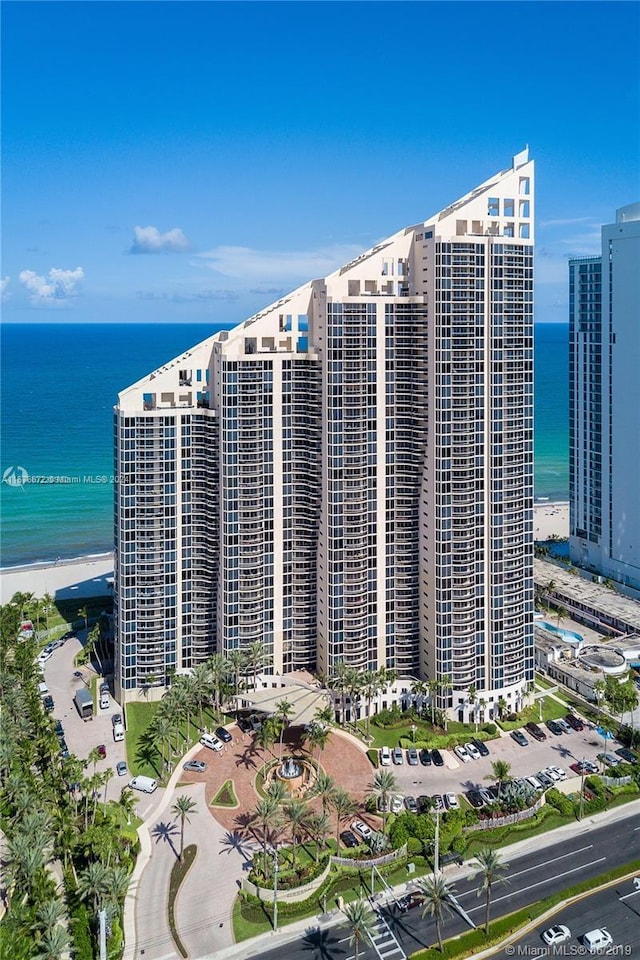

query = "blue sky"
[2,0,639,324]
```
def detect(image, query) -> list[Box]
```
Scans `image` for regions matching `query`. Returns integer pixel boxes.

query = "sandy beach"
[533,499,569,541]
[0,553,114,605]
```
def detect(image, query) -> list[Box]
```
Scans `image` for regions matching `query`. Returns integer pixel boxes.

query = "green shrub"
[482,722,497,735]
[406,836,423,855]
[545,788,575,818]
[366,748,379,767]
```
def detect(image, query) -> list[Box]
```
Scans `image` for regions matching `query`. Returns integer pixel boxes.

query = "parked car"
[392,747,404,765]
[556,718,572,733]
[407,748,419,766]
[351,819,373,841]
[542,925,571,946]
[380,746,391,766]
[396,893,424,911]
[511,729,529,747]
[431,749,444,767]
[454,744,470,763]
[464,742,481,760]
[42,695,55,712]
[340,830,360,849]
[97,744,107,759]
[417,795,432,813]
[215,726,233,743]
[471,738,490,757]
[432,794,445,811]
[55,721,64,738]
[61,631,76,641]
[116,761,128,777]
[546,720,563,736]
[466,790,484,808]
[404,795,418,814]
[479,787,496,804]
[183,760,208,772]
[419,748,432,766]
[525,722,547,742]
[200,734,223,752]
[572,759,598,775]
[390,794,404,814]
[543,766,561,782]
[547,765,567,780]
[597,753,620,767]
[444,792,459,810]
[526,775,543,791]
[583,929,613,952]
[565,713,584,731]
[536,770,554,789]
[615,747,638,763]
[112,714,123,727]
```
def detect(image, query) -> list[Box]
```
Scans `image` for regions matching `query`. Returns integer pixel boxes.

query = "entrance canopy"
[237,681,331,728]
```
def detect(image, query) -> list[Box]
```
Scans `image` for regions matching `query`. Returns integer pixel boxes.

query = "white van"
[99,691,110,710]
[380,746,391,766]
[583,929,613,952]
[113,722,125,743]
[128,776,158,794]
[200,733,223,751]
[38,681,49,696]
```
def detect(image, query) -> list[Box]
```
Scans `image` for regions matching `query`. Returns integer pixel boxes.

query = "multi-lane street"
[245,815,640,960]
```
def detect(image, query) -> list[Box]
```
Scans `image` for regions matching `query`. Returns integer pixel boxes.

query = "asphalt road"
[248,817,640,960]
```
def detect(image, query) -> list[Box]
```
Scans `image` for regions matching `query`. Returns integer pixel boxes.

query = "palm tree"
[267,779,287,804]
[486,759,511,800]
[32,926,70,960]
[330,787,356,849]
[171,794,198,862]
[473,848,509,934]
[305,811,331,862]
[36,898,66,937]
[343,898,374,960]
[467,683,478,730]
[151,714,176,774]
[206,653,230,713]
[420,873,455,952]
[411,679,428,719]
[496,696,508,720]
[105,864,131,906]
[307,722,331,772]
[191,661,213,730]
[78,860,109,914]
[555,605,568,628]
[87,745,102,779]
[246,639,271,690]
[361,670,382,735]
[283,799,308,867]
[227,648,247,701]
[310,771,337,816]
[252,796,281,865]
[275,699,294,760]
[330,660,356,725]
[77,604,89,634]
[368,769,398,836]
[427,678,440,725]
[118,787,138,826]
[440,674,452,728]
[255,718,278,757]
[41,592,55,632]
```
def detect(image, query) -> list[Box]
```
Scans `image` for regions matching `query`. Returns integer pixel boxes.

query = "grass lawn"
[211,779,239,808]
[497,696,567,731]
[105,800,143,839]
[168,844,196,958]
[363,719,492,750]
[126,700,223,779]
[534,673,556,690]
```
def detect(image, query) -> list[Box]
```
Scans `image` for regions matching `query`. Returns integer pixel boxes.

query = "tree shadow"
[301,926,347,959]
[382,905,433,950]
[218,829,258,865]
[551,743,576,760]
[150,820,180,859]
[135,730,162,778]
[235,744,260,771]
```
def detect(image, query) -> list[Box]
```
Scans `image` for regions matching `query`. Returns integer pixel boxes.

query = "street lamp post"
[272,845,279,932]
[433,807,440,875]
[579,758,587,821]
[411,723,417,744]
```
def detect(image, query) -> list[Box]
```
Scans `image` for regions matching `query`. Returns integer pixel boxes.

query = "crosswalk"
[367,908,407,960]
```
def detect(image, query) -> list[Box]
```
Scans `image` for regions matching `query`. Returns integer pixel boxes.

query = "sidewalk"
[200,798,640,960]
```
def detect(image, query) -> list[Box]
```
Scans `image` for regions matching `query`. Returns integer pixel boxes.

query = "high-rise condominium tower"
[569,202,640,590]
[114,150,535,716]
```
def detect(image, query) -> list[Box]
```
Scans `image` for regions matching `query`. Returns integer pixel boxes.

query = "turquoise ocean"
[0,322,569,568]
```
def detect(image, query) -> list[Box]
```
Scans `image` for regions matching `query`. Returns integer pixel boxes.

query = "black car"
[396,893,424,912]
[419,748,432,766]
[340,830,360,849]
[471,738,489,757]
[615,747,638,763]
[546,720,563,736]
[43,695,55,712]
[237,716,252,733]
[59,740,69,758]
[525,722,547,742]
[215,726,233,743]
[112,714,123,727]
[417,795,432,813]
[61,631,76,641]
[431,749,444,767]
[466,790,484,808]
[565,713,584,732]
[511,729,529,747]
[55,721,64,738]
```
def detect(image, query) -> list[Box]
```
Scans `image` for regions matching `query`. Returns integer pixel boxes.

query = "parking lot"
[379,720,616,801]
[38,635,128,794]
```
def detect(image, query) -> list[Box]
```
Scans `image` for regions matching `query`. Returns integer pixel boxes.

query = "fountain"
[262,755,316,797]
[280,757,302,779]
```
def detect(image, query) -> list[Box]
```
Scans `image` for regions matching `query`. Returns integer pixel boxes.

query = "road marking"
[456,845,594,898]
[619,890,640,900]
[466,857,607,912]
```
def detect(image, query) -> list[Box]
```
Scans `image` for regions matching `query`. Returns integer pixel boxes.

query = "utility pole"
[579,759,586,821]
[98,909,107,960]
[272,845,279,933]
[433,807,440,875]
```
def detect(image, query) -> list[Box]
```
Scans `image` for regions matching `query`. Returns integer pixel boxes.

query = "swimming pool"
[536,621,584,644]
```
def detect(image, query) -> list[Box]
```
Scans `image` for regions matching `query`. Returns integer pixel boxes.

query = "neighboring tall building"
[569,202,640,590]
[114,149,536,717]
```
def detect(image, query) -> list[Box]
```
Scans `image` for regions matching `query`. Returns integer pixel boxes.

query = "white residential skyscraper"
[569,202,640,590]
[114,150,535,717]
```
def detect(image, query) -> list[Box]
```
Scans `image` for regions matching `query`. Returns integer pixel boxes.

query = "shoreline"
[1,501,570,606]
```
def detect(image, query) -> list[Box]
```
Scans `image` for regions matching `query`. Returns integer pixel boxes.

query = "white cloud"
[196,243,363,282]
[1,277,10,300]
[539,216,593,228]
[19,267,84,305]
[130,225,190,254]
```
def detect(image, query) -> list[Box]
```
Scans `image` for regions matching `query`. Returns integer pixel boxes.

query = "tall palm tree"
[330,787,356,849]
[440,674,452,729]
[343,898,374,960]
[227,648,247,700]
[105,864,131,906]
[411,679,428,719]
[118,786,138,825]
[275,699,294,760]
[77,860,109,914]
[555,605,568,628]
[310,771,337,816]
[467,684,478,729]
[330,660,356,725]
[361,670,382,735]
[87,745,102,779]
[246,639,271,690]
[255,718,278,757]
[307,722,331,772]
[36,898,66,938]
[368,769,398,836]
[32,925,70,960]
[252,797,281,865]
[420,874,455,952]
[305,811,332,862]
[473,848,509,934]
[171,794,198,863]
[267,779,287,804]
[486,759,511,800]
[191,662,213,730]
[427,678,440,725]
[77,604,89,634]
[283,799,308,866]
[151,714,175,774]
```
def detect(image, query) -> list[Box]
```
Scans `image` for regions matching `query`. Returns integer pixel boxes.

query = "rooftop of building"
[534,557,640,634]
